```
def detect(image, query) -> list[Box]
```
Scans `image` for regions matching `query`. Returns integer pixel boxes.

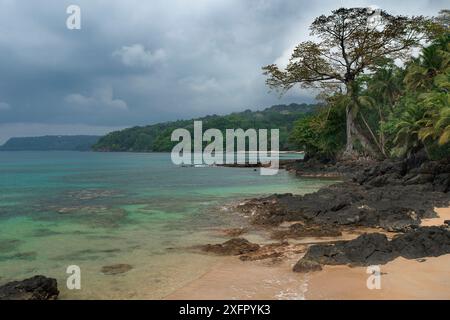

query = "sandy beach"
[165,207,450,300]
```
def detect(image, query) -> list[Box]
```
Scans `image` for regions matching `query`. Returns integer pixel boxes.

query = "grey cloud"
[113,44,166,68]
[0,0,447,142]
[65,87,128,111]
[0,102,11,110]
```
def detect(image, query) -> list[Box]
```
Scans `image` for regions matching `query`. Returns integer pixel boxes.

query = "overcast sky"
[0,0,447,143]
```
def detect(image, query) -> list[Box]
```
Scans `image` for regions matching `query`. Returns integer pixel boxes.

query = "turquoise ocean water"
[0,151,332,299]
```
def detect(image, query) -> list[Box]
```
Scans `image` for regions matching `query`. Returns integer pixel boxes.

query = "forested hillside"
[93,103,315,152]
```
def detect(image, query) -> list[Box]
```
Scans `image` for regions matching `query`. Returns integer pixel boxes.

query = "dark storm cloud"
[0,0,447,143]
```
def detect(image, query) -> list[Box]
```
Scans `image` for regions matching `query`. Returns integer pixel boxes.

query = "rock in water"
[201,238,260,255]
[293,259,322,273]
[0,275,59,300]
[101,264,133,275]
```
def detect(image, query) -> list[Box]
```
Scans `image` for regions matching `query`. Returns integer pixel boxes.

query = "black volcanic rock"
[301,233,395,267]
[232,158,450,273]
[294,227,450,272]
[236,158,450,232]
[353,158,450,193]
[390,226,450,259]
[201,238,260,255]
[236,182,448,231]
[283,158,377,178]
[271,223,342,239]
[0,275,59,300]
[293,259,322,273]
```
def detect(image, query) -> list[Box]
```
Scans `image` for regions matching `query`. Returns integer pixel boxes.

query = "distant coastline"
[0,135,100,151]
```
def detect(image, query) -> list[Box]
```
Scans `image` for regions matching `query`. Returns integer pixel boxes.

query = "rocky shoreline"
[201,157,450,274]
[238,158,449,229]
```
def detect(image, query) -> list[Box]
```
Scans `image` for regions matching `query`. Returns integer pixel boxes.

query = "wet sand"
[165,256,309,300]
[307,207,450,300]
[422,207,450,227]
[165,253,450,300]
[165,207,450,300]
[306,255,450,299]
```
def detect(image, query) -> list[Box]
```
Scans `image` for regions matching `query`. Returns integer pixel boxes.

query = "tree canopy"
[263,7,431,158]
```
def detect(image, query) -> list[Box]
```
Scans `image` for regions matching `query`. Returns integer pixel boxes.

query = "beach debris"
[101,264,133,275]
[0,275,59,300]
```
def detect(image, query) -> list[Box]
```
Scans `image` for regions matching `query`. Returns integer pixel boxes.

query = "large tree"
[263,7,428,158]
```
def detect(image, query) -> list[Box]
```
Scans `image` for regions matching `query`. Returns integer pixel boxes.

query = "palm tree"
[356,67,405,157]
[419,92,450,145]
[368,67,404,109]
[392,97,429,157]
[404,35,450,91]
[394,34,450,154]
[436,107,450,145]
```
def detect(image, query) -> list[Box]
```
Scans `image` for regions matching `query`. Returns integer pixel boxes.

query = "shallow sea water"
[0,151,334,299]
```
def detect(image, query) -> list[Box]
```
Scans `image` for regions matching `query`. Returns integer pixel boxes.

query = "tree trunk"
[342,83,377,159]
[343,105,377,159]
[344,105,356,157]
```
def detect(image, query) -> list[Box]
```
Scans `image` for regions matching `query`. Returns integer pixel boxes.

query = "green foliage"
[263,8,428,92]
[289,31,449,160]
[290,102,346,159]
[386,34,450,159]
[263,7,430,158]
[93,104,315,152]
[389,94,429,157]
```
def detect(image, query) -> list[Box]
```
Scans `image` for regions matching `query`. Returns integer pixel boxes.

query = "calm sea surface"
[0,151,333,299]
